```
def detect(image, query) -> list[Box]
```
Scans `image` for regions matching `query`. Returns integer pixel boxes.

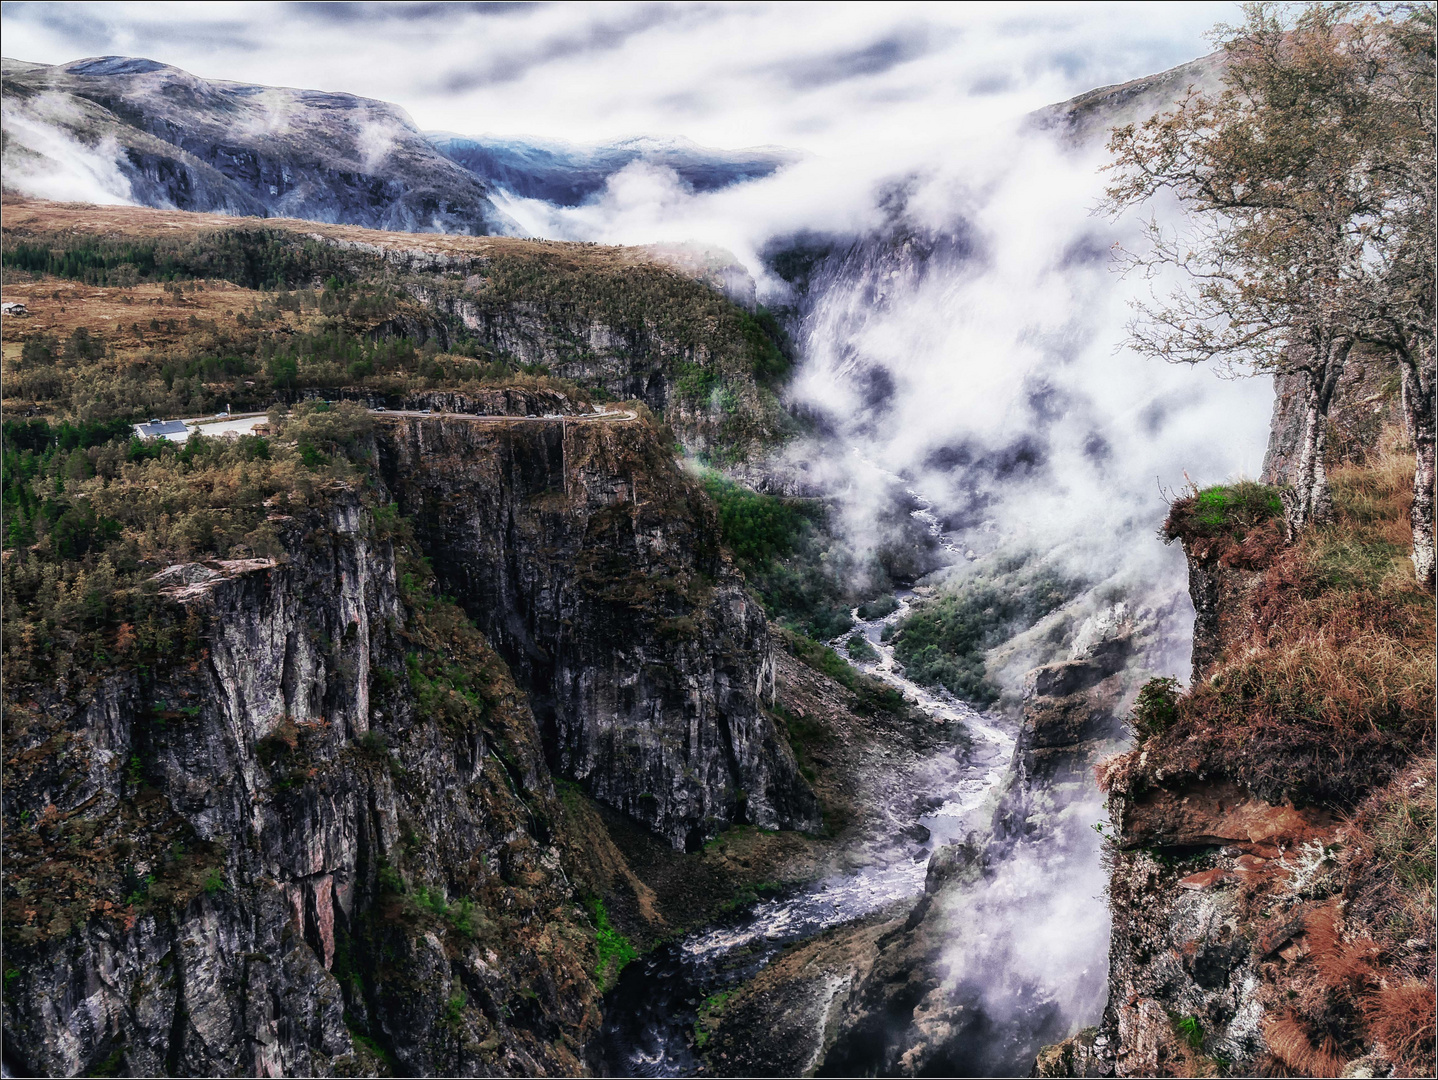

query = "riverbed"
[594,586,1017,1077]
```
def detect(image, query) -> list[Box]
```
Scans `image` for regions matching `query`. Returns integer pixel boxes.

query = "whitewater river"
[594,574,1018,1076]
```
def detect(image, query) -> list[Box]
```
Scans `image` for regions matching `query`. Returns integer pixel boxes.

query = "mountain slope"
[428,133,796,206]
[1,56,516,235]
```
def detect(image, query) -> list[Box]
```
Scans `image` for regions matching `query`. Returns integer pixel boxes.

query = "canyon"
[2,39,1433,1080]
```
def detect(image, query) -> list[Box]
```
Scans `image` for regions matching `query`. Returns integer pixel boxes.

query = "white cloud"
[1,93,137,205]
[2,2,1240,157]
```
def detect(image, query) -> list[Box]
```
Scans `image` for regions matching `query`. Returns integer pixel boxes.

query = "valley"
[2,10,1433,1075]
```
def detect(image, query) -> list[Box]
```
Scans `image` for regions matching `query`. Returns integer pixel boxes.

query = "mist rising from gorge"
[501,119,1273,662]
[497,107,1274,1055]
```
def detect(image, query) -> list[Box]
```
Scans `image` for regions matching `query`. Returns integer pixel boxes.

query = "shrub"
[588,897,637,987]
[1125,444,1434,809]
[857,594,899,620]
[1130,677,1181,738]
[889,568,1076,707]
[846,633,877,662]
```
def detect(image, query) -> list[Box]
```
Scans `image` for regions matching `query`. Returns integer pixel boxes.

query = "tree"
[1104,2,1435,581]
[1342,6,1436,587]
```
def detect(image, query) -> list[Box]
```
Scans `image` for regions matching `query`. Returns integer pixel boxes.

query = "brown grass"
[0,194,684,273]
[1264,1012,1347,1077]
[1363,982,1436,1069]
[1138,440,1434,807]
[0,277,270,363]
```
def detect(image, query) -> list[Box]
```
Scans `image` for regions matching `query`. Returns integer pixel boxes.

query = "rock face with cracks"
[1,408,817,1076]
[375,414,819,851]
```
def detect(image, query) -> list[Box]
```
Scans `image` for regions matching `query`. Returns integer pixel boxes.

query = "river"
[594,568,1018,1076]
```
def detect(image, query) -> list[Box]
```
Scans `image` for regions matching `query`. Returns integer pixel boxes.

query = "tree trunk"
[1285,338,1349,538]
[1400,349,1436,591]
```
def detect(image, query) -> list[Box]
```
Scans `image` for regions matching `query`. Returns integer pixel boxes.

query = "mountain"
[1,56,517,235]
[1028,50,1226,146]
[427,133,797,206]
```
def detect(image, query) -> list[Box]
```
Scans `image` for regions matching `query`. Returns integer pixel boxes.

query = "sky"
[1,1,1241,155]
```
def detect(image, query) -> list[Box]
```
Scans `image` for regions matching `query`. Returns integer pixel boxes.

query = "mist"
[1,92,138,206]
[495,105,1272,1059]
[500,116,1272,644]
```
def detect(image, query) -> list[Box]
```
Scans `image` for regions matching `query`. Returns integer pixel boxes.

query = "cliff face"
[2,497,598,1077]
[375,414,819,850]
[1,404,820,1076]
[1066,399,1435,1076]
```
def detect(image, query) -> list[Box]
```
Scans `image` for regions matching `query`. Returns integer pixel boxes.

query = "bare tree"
[1103,2,1435,574]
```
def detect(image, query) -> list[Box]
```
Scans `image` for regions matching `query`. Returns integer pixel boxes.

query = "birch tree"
[1103,2,1435,579]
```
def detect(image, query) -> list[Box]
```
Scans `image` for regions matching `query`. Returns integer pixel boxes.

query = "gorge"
[2,13,1433,1078]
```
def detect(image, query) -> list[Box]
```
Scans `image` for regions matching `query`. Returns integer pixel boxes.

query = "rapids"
[594,535,1017,1075]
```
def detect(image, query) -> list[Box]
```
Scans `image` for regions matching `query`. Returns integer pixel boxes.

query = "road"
[370,408,638,423]
[166,406,638,441]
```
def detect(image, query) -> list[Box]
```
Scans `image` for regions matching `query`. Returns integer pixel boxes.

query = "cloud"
[1,92,137,205]
[0,3,1239,154]
[769,26,940,90]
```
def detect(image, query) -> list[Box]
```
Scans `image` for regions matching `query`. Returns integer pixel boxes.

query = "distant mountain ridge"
[428,132,797,206]
[1,56,518,235]
[0,56,798,235]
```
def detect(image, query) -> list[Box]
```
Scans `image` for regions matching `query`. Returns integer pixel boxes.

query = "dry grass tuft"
[1264,1012,1347,1077]
[1136,438,1434,807]
[1363,981,1436,1067]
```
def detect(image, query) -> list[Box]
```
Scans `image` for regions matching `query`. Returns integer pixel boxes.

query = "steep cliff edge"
[2,492,599,1076]
[0,393,821,1076]
[374,412,819,849]
[1061,420,1435,1077]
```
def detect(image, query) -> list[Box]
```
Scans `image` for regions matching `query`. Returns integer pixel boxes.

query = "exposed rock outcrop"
[1,57,516,235]
[374,414,819,850]
[700,619,1137,1077]
[2,498,598,1076]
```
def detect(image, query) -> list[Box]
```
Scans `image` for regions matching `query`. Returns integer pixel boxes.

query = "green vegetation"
[890,565,1077,707]
[1,400,378,686]
[845,633,877,662]
[1130,677,1181,739]
[1174,1014,1204,1050]
[779,629,907,717]
[588,897,637,988]
[700,471,853,639]
[700,472,805,562]
[1,229,353,290]
[1164,481,1284,543]
[857,594,898,620]
[693,988,739,1049]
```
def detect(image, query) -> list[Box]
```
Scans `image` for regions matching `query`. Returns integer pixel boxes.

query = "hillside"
[1,57,515,235]
[429,134,796,206]
[0,196,944,1075]
[0,198,794,459]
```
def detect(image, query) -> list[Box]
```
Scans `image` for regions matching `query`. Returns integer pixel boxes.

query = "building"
[133,419,192,442]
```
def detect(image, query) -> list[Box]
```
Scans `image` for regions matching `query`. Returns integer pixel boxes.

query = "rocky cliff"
[1043,384,1435,1077]
[374,412,819,849]
[1,395,819,1075]
[2,494,598,1076]
[693,616,1139,1077]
